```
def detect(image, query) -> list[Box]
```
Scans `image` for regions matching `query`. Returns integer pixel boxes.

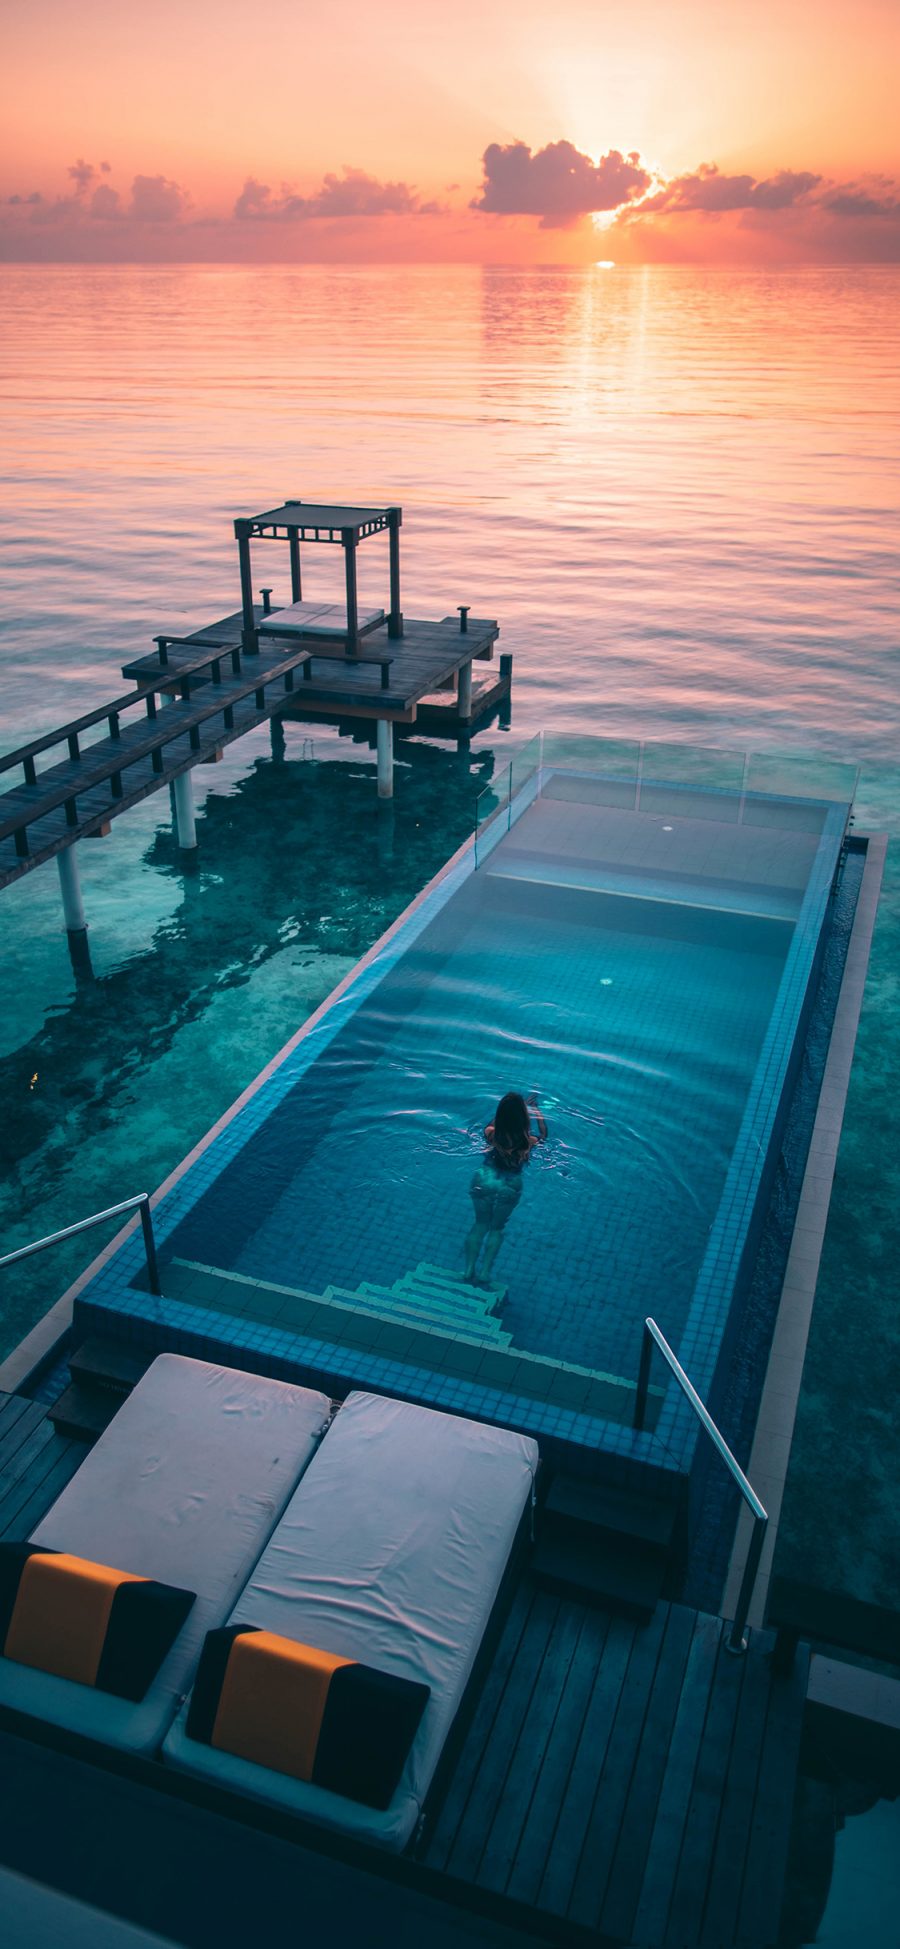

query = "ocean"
[0,265,897,1617]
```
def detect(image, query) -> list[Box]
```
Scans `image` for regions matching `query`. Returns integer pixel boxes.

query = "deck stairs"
[49,1336,153,1441]
[532,1471,679,1621]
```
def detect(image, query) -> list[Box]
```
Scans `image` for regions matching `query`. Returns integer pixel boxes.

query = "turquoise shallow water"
[0,263,898,1632]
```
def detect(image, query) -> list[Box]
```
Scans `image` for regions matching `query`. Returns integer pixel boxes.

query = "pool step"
[163,1258,511,1350]
[327,1285,512,1345]
[357,1279,504,1330]
[532,1473,679,1620]
[357,1279,488,1322]
[407,1264,507,1310]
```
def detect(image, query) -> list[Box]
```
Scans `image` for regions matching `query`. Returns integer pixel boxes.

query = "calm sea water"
[0,266,898,1444]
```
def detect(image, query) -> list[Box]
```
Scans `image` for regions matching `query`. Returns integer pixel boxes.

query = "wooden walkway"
[0,1390,86,1540]
[425,1580,808,1948]
[0,636,312,891]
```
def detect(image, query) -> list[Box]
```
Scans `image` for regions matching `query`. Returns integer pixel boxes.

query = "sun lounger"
[163,1390,538,1850]
[0,1355,330,1754]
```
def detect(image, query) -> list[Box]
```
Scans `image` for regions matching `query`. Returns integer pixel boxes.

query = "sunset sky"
[3,0,900,262]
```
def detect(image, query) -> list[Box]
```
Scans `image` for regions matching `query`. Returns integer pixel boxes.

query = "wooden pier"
[0,1377,808,1949]
[0,498,509,963]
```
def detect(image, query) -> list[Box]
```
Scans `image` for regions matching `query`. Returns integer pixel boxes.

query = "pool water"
[167,785,816,1383]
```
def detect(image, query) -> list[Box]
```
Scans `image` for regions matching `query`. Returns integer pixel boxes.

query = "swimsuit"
[470,1145,526,1229]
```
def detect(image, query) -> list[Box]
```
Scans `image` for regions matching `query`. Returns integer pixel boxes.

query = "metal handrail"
[0,1193,160,1296]
[633,1316,768,1655]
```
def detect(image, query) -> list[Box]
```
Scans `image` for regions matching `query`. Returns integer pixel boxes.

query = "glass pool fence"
[474,734,858,865]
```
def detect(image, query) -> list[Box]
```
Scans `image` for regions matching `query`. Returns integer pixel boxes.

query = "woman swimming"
[464,1090,547,1285]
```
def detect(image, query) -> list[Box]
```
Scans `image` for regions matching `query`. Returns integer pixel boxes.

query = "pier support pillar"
[457,659,473,721]
[499,651,513,731]
[376,719,394,799]
[58,847,93,979]
[173,769,197,850]
[58,844,86,932]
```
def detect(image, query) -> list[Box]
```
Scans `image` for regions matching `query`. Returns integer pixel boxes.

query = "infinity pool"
[177,873,786,1378]
[80,752,851,1464]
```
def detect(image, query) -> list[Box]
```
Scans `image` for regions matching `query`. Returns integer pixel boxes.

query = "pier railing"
[0,1193,161,1297]
[634,1316,767,1655]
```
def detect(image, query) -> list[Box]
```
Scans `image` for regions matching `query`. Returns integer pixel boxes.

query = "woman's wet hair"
[493,1091,530,1151]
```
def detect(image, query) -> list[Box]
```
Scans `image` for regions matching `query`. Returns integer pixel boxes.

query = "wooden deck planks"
[565,1600,671,1928]
[504,1605,610,1907]
[628,1611,724,1947]
[475,1598,584,1896]
[443,1589,561,1884]
[425,1580,534,1872]
[535,1608,637,1916]
[662,1629,748,1949]
[427,1589,807,1948]
[696,1627,781,1949]
[595,1601,698,1941]
[0,1393,86,1540]
[736,1640,811,1949]
[0,1395,47,1469]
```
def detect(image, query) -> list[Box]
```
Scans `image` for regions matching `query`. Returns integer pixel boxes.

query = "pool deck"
[0,1385,807,1948]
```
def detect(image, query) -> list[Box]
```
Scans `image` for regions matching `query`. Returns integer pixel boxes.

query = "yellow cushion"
[4,1552,142,1686]
[211,1631,351,1782]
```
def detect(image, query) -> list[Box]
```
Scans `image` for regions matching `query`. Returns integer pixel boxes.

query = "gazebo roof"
[241,501,395,542]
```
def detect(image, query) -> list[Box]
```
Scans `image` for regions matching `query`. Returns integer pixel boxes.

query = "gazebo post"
[288,527,302,602]
[342,527,359,652]
[234,519,257,656]
[388,506,403,638]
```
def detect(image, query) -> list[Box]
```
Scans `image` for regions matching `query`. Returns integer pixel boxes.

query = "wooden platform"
[425,1580,808,1948]
[125,608,500,721]
[0,1390,86,1541]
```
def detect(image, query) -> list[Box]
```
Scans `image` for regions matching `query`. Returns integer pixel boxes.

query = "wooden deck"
[124,607,500,720]
[425,1580,808,1948]
[0,1390,86,1541]
[0,1384,807,1947]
